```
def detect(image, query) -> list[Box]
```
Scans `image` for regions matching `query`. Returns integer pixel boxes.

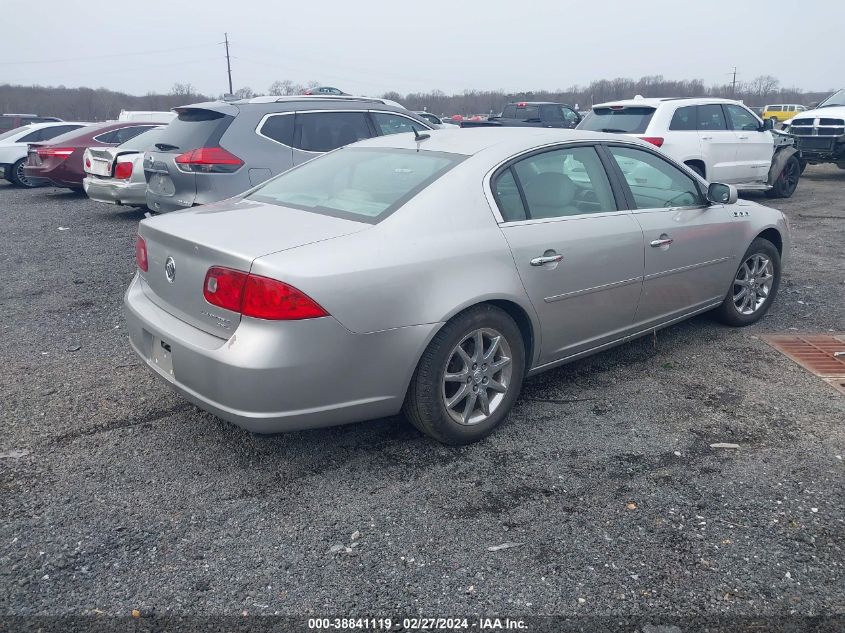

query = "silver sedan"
[125,128,789,445]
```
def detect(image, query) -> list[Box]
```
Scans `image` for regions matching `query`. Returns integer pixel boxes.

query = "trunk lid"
[138,198,370,338]
[143,105,237,212]
[84,146,118,177]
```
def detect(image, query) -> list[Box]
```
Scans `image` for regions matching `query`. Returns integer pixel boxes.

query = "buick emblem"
[164,256,176,283]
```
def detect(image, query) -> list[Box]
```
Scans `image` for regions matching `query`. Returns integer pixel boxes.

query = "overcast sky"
[2,0,842,97]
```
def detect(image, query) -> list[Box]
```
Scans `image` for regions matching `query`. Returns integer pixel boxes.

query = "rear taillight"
[639,136,665,147]
[174,147,243,174]
[36,147,75,160]
[135,236,148,272]
[203,266,328,320]
[85,157,91,168]
[114,162,133,179]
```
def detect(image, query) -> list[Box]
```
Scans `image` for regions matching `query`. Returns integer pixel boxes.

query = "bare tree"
[233,86,256,99]
[747,75,780,99]
[170,82,196,98]
[268,80,303,96]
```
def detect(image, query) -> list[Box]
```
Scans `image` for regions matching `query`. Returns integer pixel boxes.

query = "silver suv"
[143,96,434,212]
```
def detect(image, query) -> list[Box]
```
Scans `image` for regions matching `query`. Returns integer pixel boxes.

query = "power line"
[0,43,218,66]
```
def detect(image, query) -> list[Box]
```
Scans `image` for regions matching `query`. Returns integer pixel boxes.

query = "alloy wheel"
[15,161,35,188]
[733,254,774,315]
[778,159,799,195]
[442,328,512,426]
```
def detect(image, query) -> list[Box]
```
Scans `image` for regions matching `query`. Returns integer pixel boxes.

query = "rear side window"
[696,105,727,130]
[113,125,155,144]
[493,169,526,222]
[767,105,782,112]
[154,109,231,153]
[248,147,463,222]
[540,105,563,121]
[509,146,617,219]
[259,113,295,146]
[578,106,656,133]
[294,112,372,152]
[371,112,428,136]
[669,106,696,131]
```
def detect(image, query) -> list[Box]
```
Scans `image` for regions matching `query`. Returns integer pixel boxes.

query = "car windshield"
[247,147,464,223]
[818,89,845,108]
[578,106,656,133]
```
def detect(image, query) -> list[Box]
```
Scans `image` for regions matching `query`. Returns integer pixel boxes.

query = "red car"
[24,121,164,190]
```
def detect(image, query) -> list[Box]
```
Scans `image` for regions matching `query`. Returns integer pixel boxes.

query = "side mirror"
[762,118,775,131]
[707,182,738,205]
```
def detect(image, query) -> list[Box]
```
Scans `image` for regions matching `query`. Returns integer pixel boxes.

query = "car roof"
[592,97,744,109]
[349,127,648,158]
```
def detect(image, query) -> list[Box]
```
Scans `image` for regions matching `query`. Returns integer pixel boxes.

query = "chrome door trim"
[642,256,733,281]
[544,276,643,303]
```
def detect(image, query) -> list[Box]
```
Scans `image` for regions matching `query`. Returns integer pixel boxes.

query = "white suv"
[578,97,801,198]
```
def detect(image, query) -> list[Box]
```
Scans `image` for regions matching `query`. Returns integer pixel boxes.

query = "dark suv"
[143,96,434,212]
[0,113,62,133]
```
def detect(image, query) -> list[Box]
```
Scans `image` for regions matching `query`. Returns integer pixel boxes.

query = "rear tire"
[765,155,800,199]
[685,162,705,179]
[9,158,41,188]
[403,304,525,445]
[713,238,781,327]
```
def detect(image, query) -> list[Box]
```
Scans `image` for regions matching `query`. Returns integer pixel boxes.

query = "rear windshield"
[153,109,231,153]
[247,147,464,223]
[578,106,656,133]
[117,127,165,151]
[0,126,27,141]
[502,104,539,120]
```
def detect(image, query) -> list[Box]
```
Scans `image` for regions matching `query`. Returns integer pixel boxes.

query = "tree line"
[0,75,835,121]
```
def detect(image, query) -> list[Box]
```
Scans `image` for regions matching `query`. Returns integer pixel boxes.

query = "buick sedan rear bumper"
[123,273,437,433]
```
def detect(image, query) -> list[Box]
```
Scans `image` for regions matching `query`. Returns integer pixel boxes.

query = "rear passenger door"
[493,144,645,364]
[697,104,739,183]
[605,144,740,328]
[290,111,374,166]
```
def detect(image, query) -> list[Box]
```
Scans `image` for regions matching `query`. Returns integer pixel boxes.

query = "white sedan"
[0,121,90,187]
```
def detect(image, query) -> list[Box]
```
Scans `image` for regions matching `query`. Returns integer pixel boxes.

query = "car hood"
[788,105,845,120]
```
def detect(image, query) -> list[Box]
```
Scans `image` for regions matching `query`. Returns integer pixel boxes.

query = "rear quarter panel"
[249,158,537,337]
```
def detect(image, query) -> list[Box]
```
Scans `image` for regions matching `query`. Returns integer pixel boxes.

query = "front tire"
[403,305,525,445]
[765,155,800,199]
[713,238,781,326]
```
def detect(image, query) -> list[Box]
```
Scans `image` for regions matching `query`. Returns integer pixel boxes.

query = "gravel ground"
[0,167,843,623]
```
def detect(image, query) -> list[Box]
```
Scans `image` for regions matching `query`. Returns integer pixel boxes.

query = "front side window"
[724,104,760,131]
[16,129,47,143]
[767,105,782,112]
[608,146,704,209]
[371,112,428,136]
[696,105,727,131]
[294,111,372,152]
[500,146,616,220]
[562,107,580,124]
[247,147,462,222]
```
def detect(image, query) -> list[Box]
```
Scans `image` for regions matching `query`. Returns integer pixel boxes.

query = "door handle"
[738,135,749,139]
[530,254,564,266]
[701,135,713,140]
[650,237,674,248]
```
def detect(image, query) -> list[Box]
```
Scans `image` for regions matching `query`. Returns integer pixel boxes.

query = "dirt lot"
[0,167,843,623]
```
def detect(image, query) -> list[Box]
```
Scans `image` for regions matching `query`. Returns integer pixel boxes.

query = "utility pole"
[224,33,233,95]
[731,67,737,96]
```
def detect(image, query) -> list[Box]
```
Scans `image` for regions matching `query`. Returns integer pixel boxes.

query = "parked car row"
[3,92,818,444]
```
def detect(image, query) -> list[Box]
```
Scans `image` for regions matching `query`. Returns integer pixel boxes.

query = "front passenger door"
[724,103,772,184]
[605,145,741,329]
[494,145,645,365]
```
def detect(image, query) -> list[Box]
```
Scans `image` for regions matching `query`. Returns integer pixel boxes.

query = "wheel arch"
[755,227,783,255]
[683,159,706,179]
